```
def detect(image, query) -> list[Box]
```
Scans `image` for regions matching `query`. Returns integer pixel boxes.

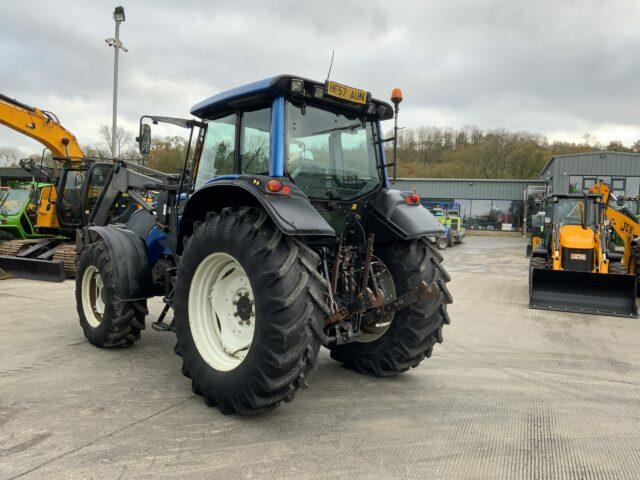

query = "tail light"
[266,179,291,196]
[405,193,421,205]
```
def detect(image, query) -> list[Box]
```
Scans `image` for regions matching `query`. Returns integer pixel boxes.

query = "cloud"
[1,0,639,155]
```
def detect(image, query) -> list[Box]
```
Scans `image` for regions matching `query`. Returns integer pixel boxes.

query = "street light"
[105,5,128,160]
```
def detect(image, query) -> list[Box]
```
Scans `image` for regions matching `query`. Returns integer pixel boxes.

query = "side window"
[83,164,112,218]
[195,114,236,189]
[240,108,271,175]
[59,169,86,226]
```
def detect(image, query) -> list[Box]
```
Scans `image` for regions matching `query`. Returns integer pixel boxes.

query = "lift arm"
[0,93,84,162]
[590,182,640,273]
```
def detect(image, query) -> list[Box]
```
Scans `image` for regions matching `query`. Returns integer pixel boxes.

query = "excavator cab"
[529,193,637,317]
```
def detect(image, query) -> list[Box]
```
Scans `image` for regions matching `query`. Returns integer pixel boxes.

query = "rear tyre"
[529,255,547,290]
[173,207,329,415]
[75,241,147,347]
[436,236,447,250]
[329,238,452,376]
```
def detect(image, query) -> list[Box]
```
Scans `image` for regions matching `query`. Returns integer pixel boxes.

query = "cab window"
[240,108,271,175]
[195,113,236,189]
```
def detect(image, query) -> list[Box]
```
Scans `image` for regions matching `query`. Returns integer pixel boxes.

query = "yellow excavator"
[529,191,637,317]
[0,92,86,278]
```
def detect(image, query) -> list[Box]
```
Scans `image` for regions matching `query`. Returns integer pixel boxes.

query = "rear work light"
[266,179,291,195]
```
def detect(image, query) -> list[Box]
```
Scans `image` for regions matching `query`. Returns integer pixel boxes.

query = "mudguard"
[179,176,335,252]
[368,189,444,240]
[86,226,154,300]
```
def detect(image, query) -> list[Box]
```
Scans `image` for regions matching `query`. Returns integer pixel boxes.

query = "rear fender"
[178,176,335,253]
[366,189,444,241]
[84,226,154,300]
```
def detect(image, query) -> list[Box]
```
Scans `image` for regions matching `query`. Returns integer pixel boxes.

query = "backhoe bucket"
[530,268,638,318]
[0,256,65,282]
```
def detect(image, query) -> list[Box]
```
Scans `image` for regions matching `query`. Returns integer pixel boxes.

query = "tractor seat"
[126,209,157,240]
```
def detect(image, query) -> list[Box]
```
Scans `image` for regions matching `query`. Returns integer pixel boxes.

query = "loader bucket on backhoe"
[0,256,65,282]
[530,268,638,318]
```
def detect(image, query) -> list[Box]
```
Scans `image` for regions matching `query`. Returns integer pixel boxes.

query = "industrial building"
[395,151,640,232]
[394,178,546,232]
[540,151,640,197]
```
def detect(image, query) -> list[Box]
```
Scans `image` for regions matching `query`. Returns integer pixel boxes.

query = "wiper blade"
[308,122,362,136]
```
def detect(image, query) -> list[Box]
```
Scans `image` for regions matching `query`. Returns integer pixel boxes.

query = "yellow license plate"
[325,81,370,105]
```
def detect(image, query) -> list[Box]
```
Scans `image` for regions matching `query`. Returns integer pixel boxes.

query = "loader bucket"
[530,268,638,318]
[0,255,65,282]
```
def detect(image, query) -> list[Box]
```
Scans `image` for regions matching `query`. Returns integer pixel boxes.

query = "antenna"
[326,50,335,81]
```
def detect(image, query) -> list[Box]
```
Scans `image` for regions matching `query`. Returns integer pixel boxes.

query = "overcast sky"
[2,0,639,155]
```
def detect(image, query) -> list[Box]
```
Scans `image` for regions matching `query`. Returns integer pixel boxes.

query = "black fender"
[178,176,335,253]
[85,226,154,300]
[366,189,444,241]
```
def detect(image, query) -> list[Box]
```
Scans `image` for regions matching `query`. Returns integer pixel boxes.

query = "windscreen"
[0,188,31,216]
[285,101,381,201]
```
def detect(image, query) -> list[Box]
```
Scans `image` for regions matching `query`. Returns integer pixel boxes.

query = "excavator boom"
[0,93,84,162]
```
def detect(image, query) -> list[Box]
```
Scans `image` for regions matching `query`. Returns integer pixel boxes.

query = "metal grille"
[561,247,593,272]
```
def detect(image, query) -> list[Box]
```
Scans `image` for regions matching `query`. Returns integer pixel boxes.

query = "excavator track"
[0,239,41,256]
[52,243,77,278]
[0,239,76,279]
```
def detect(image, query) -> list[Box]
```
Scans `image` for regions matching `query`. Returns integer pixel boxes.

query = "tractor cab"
[138,75,443,244]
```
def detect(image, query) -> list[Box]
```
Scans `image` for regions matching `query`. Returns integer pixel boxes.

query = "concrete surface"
[2,236,640,479]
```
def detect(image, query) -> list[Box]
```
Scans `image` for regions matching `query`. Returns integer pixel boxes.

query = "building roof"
[190,74,393,120]
[540,151,640,176]
[0,167,31,178]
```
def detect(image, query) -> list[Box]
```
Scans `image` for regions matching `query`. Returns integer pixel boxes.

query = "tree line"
[388,126,640,179]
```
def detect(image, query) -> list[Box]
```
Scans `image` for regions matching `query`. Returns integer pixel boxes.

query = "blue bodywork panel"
[146,225,170,264]
[190,75,393,120]
[270,96,285,177]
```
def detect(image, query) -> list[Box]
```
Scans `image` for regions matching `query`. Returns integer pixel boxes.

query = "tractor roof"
[190,74,394,120]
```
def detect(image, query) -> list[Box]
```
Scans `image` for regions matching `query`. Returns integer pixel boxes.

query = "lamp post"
[105,6,128,160]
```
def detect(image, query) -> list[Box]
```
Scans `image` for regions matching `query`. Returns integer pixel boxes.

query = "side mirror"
[616,195,626,207]
[136,124,152,157]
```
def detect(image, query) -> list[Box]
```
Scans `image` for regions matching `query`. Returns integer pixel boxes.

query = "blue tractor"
[4,76,452,414]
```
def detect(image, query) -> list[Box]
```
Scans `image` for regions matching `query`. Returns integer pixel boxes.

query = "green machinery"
[0,182,54,240]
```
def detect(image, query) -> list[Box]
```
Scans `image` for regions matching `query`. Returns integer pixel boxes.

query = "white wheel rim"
[81,265,104,328]
[188,252,255,371]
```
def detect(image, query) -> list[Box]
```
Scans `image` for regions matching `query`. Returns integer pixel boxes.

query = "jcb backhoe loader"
[529,192,637,317]
[590,182,640,281]
[0,93,86,278]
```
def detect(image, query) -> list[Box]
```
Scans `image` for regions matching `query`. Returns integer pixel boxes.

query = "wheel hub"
[235,291,253,323]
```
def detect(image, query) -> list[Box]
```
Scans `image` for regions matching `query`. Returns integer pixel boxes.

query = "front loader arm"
[604,205,640,273]
[0,93,84,162]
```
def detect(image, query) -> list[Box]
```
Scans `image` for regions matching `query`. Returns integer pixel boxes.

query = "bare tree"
[98,125,132,158]
[0,146,21,167]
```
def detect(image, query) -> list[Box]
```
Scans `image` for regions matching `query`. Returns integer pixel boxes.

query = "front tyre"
[329,238,452,376]
[75,241,147,347]
[173,207,329,415]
